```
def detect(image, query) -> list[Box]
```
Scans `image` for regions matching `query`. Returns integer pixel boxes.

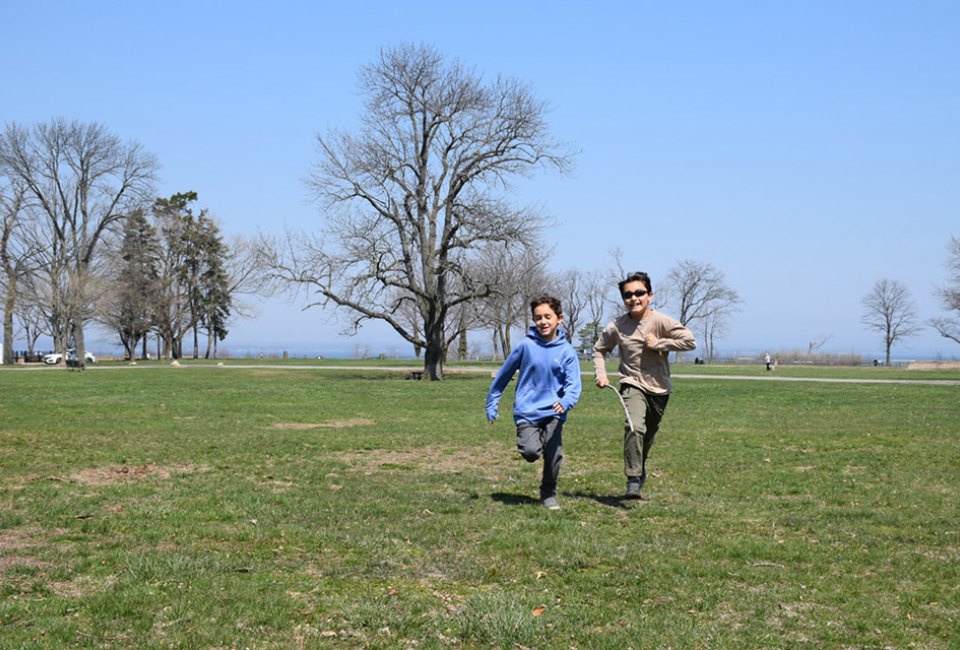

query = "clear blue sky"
[5,1,959,360]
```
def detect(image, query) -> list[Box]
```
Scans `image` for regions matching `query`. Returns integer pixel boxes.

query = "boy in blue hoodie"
[486,295,583,510]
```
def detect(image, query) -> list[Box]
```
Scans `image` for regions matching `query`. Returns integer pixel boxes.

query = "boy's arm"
[558,350,583,413]
[485,345,523,421]
[592,322,616,387]
[647,317,697,352]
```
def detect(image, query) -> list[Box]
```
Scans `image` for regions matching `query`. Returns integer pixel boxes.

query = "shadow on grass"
[564,491,639,510]
[491,492,540,506]
[491,491,639,510]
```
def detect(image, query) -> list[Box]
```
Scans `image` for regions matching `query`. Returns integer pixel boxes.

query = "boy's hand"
[596,376,609,388]
[553,402,565,414]
[645,332,659,348]
[488,418,496,425]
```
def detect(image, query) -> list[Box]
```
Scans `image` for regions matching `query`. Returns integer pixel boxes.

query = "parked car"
[43,349,96,365]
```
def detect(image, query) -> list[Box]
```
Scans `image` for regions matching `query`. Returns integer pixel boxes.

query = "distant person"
[765,352,772,371]
[593,272,697,499]
[486,295,583,510]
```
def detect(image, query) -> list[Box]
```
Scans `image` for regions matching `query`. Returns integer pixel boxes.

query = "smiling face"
[621,279,653,320]
[532,302,563,342]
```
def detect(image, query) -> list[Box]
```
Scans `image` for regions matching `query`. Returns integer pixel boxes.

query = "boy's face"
[621,280,652,319]
[532,303,562,341]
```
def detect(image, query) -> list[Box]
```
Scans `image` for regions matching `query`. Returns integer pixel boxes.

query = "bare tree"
[930,235,960,345]
[699,300,741,362]
[807,334,832,355]
[552,269,585,349]
[861,278,922,365]
[0,119,158,363]
[662,260,741,358]
[473,243,549,359]
[219,233,274,355]
[553,268,608,354]
[268,44,573,379]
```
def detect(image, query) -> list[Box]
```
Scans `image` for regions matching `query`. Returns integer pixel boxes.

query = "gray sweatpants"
[516,417,564,500]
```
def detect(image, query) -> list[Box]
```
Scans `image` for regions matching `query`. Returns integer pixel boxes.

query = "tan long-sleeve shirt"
[592,310,697,395]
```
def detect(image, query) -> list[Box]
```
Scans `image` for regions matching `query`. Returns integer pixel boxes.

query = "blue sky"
[4,1,959,360]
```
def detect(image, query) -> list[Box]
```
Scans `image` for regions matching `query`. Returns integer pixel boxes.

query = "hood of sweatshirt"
[525,325,570,347]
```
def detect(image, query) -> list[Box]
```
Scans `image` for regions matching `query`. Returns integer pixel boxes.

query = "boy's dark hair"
[618,271,652,294]
[529,294,563,316]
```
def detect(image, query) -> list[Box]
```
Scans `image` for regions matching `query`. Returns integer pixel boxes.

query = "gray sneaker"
[542,496,560,510]
[624,481,643,500]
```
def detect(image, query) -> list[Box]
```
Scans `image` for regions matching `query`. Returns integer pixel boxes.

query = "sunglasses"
[622,290,649,300]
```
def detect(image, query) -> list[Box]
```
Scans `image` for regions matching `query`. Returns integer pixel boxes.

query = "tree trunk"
[2,275,15,366]
[73,323,86,368]
[423,322,445,380]
[496,326,508,361]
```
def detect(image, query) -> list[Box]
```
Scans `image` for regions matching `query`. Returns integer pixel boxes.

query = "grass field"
[1,363,958,649]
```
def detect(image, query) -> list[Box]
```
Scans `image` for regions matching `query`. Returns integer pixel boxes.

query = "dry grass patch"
[0,526,57,578]
[67,463,208,486]
[47,573,118,598]
[270,418,375,430]
[331,443,509,479]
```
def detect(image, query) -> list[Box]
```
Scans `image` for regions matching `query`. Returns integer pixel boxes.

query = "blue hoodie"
[485,326,583,424]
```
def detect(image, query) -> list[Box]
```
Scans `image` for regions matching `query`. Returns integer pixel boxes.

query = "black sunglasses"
[622,290,649,300]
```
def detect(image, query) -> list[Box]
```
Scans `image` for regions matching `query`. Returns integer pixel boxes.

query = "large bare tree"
[269,44,572,379]
[861,278,922,365]
[930,235,960,345]
[0,119,157,363]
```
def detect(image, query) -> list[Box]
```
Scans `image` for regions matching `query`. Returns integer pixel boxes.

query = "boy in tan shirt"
[593,272,696,499]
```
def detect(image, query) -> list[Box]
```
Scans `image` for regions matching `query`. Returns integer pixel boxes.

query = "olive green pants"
[621,386,669,484]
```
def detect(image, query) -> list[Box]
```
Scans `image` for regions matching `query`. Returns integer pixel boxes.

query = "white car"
[43,350,96,365]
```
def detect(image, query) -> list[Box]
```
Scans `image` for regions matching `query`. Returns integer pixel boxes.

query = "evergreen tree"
[114,210,160,359]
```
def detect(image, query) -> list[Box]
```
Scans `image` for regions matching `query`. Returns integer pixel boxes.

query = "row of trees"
[0,120,264,363]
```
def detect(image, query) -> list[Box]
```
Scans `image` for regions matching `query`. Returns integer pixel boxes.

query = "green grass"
[1,364,958,648]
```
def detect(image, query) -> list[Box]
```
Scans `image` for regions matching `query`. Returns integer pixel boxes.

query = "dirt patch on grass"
[68,463,208,486]
[271,418,376,430]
